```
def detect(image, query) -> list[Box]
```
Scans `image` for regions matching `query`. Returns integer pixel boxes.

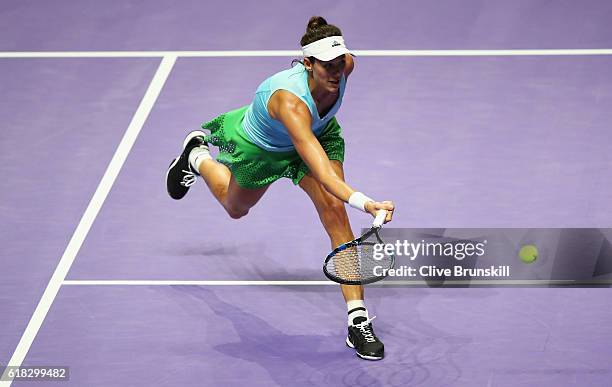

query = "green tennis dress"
[202,63,346,189]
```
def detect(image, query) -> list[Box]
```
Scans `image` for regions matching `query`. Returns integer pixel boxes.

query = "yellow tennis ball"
[519,245,538,263]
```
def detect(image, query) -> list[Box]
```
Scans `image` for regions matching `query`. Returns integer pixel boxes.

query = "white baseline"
[61,279,612,286]
[0,49,612,58]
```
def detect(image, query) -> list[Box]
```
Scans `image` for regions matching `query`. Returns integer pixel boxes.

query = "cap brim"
[312,47,352,62]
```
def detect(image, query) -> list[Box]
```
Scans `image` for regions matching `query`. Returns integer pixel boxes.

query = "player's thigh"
[225,174,269,211]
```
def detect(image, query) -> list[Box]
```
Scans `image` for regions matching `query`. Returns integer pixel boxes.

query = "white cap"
[301,36,351,61]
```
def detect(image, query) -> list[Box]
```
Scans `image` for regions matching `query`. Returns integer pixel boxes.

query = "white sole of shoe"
[183,130,207,148]
[165,157,178,179]
[345,337,384,360]
[356,353,383,361]
[345,337,354,348]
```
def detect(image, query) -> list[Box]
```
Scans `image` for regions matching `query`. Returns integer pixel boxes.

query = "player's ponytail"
[300,16,342,47]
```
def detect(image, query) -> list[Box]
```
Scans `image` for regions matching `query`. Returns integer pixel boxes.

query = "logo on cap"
[332,41,341,47]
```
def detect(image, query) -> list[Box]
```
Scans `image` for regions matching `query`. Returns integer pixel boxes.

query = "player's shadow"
[171,286,387,387]
[249,262,325,281]
[174,244,241,257]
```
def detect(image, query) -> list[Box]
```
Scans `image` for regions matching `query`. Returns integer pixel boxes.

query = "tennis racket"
[323,210,394,285]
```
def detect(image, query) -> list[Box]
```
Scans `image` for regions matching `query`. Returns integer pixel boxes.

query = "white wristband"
[348,192,374,212]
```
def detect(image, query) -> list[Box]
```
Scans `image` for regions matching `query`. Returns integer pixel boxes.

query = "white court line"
[1,49,612,58]
[0,56,177,387]
[61,279,612,286]
[63,280,334,286]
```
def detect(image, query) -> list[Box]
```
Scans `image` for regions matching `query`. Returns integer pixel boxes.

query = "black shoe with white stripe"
[166,130,207,200]
[346,315,384,360]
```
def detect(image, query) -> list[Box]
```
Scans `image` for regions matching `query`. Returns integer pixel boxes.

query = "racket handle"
[373,210,387,228]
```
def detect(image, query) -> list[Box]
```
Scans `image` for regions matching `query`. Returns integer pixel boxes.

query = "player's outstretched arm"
[269,90,394,222]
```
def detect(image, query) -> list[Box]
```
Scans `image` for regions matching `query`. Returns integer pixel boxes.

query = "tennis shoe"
[166,130,207,200]
[346,315,384,360]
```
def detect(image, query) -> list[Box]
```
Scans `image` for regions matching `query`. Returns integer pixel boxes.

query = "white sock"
[347,300,367,326]
[188,145,212,173]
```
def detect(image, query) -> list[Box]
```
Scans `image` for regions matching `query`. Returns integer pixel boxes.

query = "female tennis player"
[166,16,394,360]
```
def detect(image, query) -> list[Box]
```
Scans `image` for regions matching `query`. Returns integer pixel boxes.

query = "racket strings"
[326,239,393,283]
[329,244,368,281]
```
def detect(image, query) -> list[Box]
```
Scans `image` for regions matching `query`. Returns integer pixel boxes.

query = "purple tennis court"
[2,1,612,386]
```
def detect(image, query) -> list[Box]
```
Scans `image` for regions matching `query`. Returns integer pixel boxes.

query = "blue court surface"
[2,1,612,386]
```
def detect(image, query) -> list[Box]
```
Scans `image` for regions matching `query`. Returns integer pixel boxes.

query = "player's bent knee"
[319,200,350,228]
[321,211,350,230]
[318,195,345,213]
